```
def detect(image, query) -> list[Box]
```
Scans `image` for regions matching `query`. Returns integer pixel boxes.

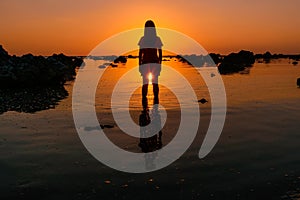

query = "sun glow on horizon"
[0,0,300,55]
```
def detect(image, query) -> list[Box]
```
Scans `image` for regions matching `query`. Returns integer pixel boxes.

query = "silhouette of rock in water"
[0,86,68,114]
[261,51,272,63]
[292,61,298,66]
[0,45,83,88]
[175,51,254,73]
[209,53,222,65]
[176,54,216,67]
[198,98,208,104]
[114,56,127,63]
[218,50,255,74]
[255,52,300,64]
[297,78,300,87]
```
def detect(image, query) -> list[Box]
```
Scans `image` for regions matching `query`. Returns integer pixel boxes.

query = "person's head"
[145,20,155,28]
[144,20,157,38]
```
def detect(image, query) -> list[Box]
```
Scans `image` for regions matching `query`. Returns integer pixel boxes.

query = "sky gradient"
[0,0,300,55]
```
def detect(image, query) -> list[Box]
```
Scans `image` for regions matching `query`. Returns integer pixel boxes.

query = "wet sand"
[1,59,300,199]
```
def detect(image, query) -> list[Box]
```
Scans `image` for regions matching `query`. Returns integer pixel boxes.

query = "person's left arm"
[158,49,162,64]
[139,48,143,65]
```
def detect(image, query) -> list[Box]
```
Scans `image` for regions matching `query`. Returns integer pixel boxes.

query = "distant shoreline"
[1,44,300,88]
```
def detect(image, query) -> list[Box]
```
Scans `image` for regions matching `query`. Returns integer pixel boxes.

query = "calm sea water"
[88,57,300,199]
[1,58,300,199]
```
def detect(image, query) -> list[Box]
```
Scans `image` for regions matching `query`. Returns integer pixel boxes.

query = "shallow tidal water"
[0,58,300,199]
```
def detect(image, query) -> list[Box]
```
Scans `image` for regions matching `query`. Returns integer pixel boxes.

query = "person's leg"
[142,75,149,98]
[142,96,148,109]
[152,76,159,103]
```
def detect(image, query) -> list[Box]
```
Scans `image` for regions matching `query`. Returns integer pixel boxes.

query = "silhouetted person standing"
[138,20,163,104]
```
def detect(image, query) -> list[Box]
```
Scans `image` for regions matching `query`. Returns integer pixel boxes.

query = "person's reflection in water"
[138,20,163,103]
[138,97,163,153]
[151,103,163,149]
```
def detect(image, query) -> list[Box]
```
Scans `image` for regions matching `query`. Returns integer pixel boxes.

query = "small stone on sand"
[198,98,208,104]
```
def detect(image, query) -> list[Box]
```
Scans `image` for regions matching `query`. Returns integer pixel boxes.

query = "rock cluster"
[218,50,255,74]
[0,45,83,114]
[114,56,127,63]
[0,45,83,88]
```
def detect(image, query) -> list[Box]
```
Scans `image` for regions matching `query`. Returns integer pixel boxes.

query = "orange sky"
[0,0,299,56]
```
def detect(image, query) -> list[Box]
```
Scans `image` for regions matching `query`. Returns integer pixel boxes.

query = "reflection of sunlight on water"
[93,57,208,111]
[71,57,300,195]
[148,73,153,85]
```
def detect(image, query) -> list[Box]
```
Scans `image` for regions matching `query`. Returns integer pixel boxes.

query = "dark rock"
[198,98,208,104]
[255,51,280,63]
[263,51,272,58]
[0,46,83,88]
[297,78,300,87]
[114,56,127,63]
[0,45,10,65]
[262,51,272,63]
[255,53,300,61]
[218,50,255,74]
[127,55,136,58]
[292,61,298,66]
[179,55,202,66]
[110,63,118,68]
[209,53,222,65]
[172,54,221,67]
[100,124,114,129]
[176,55,188,63]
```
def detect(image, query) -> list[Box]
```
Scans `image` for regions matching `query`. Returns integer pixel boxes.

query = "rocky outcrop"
[0,46,83,88]
[175,51,254,73]
[0,45,10,65]
[209,53,222,65]
[255,52,300,65]
[218,50,255,74]
[198,98,208,104]
[114,56,127,63]
[176,54,217,67]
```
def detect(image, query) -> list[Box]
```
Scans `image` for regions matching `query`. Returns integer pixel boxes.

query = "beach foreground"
[1,59,300,199]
